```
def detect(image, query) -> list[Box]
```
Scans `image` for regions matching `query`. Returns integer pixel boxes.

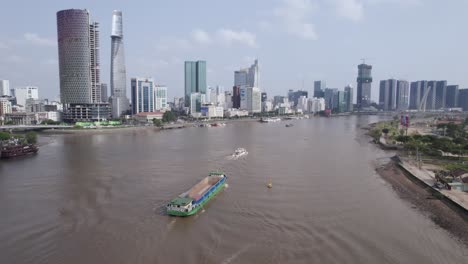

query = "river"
[0,116,467,263]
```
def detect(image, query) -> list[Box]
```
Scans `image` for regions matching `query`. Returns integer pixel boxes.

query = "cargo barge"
[1,144,38,159]
[166,171,227,216]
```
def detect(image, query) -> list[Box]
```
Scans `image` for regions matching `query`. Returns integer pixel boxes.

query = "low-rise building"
[36,111,63,123]
[134,111,164,123]
[4,112,36,125]
[225,108,249,118]
[0,98,12,115]
[201,105,224,118]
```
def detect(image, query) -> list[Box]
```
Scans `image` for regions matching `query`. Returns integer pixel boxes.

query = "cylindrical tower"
[56,9,92,104]
[110,10,129,117]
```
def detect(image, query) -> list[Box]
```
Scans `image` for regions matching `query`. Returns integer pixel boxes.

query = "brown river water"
[1,116,467,263]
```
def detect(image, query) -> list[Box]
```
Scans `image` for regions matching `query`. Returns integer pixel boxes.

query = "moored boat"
[166,172,227,216]
[260,117,281,123]
[1,144,38,159]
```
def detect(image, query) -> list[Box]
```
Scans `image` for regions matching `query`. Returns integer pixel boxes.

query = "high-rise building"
[324,88,338,110]
[290,90,308,107]
[356,64,372,109]
[261,92,267,102]
[234,60,259,88]
[396,80,409,111]
[337,91,346,113]
[190,93,205,114]
[232,86,241,108]
[425,81,438,110]
[131,77,154,114]
[57,9,110,122]
[224,91,233,110]
[155,85,168,110]
[379,79,397,111]
[410,81,428,110]
[13,86,39,106]
[344,85,353,112]
[297,96,308,112]
[307,97,325,113]
[101,83,108,103]
[110,10,130,117]
[239,86,261,113]
[0,80,10,96]
[458,89,468,111]
[313,80,326,98]
[446,85,459,108]
[0,98,12,115]
[434,80,447,110]
[185,61,206,106]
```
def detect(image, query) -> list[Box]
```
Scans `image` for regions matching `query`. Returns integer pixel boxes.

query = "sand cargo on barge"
[166,172,227,216]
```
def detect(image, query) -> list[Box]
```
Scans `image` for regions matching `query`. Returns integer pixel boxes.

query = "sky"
[0,0,467,102]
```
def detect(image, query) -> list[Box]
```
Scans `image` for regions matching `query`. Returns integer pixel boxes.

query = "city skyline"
[1,1,468,101]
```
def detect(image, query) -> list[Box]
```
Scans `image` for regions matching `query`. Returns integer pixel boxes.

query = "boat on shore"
[166,171,227,216]
[260,117,281,123]
[0,144,38,159]
[232,147,248,158]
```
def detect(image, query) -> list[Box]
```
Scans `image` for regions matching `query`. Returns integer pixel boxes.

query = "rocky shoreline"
[376,157,468,246]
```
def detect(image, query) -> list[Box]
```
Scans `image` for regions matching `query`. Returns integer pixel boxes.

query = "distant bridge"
[0,125,73,131]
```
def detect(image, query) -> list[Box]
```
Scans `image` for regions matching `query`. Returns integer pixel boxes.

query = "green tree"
[382,128,389,137]
[162,111,177,123]
[5,121,14,125]
[25,131,37,144]
[153,118,162,127]
[0,132,11,141]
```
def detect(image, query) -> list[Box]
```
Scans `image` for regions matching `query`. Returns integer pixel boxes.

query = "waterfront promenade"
[397,157,468,212]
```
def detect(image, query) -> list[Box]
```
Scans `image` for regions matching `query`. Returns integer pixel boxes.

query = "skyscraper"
[458,89,468,111]
[184,61,206,106]
[110,10,130,117]
[434,80,447,109]
[101,83,108,103]
[344,85,353,112]
[234,60,259,88]
[324,88,338,110]
[396,80,409,111]
[410,81,428,110]
[131,77,154,114]
[379,79,397,111]
[314,80,326,98]
[0,80,10,96]
[232,86,240,108]
[446,85,459,108]
[57,9,110,122]
[356,64,372,109]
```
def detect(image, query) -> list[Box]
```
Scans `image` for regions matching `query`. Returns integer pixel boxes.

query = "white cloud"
[331,0,364,22]
[191,29,212,44]
[0,42,8,49]
[217,29,257,47]
[274,0,318,40]
[23,33,56,47]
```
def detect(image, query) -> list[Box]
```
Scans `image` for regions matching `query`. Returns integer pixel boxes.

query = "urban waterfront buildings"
[57,9,110,122]
[110,10,130,117]
[307,97,325,113]
[446,85,459,108]
[131,77,154,114]
[155,85,168,111]
[185,61,206,107]
[313,81,326,98]
[324,88,338,110]
[379,79,409,111]
[240,86,261,113]
[0,98,12,115]
[0,80,10,96]
[344,85,353,112]
[234,60,259,88]
[189,92,205,115]
[12,86,39,106]
[458,89,468,111]
[356,64,372,110]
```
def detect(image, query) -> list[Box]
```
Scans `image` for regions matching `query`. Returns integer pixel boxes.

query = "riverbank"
[377,159,468,246]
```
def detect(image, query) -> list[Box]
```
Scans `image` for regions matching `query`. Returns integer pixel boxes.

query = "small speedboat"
[232,148,248,158]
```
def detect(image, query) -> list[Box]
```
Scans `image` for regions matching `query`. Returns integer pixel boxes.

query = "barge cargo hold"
[166,172,226,216]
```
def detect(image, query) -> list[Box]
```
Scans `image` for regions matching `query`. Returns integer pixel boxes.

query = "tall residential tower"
[184,61,206,106]
[356,64,372,110]
[110,10,130,117]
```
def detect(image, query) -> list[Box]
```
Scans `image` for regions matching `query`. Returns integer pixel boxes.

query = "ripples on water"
[0,117,467,263]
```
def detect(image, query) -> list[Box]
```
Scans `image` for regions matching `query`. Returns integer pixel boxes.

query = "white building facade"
[0,80,10,96]
[13,86,39,106]
[0,98,12,115]
[307,97,326,113]
[155,85,168,111]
